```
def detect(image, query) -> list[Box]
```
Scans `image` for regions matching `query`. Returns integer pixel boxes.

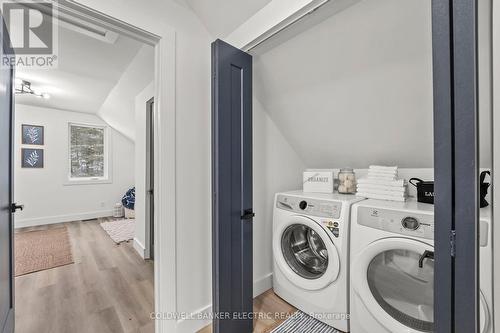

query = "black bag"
[480,171,491,208]
[409,171,491,207]
[409,178,435,204]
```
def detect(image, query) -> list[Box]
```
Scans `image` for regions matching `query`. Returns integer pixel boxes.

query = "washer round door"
[273,215,340,290]
[352,238,488,333]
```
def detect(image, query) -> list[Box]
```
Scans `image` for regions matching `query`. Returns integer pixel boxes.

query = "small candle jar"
[338,168,356,194]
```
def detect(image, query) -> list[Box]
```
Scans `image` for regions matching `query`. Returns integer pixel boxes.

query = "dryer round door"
[273,215,340,291]
[352,238,489,333]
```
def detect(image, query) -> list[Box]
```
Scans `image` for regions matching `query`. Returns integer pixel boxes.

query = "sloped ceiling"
[98,45,155,141]
[15,23,145,114]
[254,0,435,168]
[184,0,272,38]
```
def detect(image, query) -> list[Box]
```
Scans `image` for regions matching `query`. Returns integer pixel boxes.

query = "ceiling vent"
[21,2,119,44]
[55,14,119,44]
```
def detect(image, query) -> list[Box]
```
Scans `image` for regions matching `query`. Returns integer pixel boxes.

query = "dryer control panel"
[357,206,434,240]
[276,194,342,219]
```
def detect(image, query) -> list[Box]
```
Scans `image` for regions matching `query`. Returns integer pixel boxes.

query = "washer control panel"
[357,206,434,240]
[276,194,342,219]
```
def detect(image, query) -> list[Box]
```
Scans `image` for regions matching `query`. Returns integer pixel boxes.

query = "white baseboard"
[15,210,114,228]
[176,273,274,333]
[133,237,146,259]
[176,304,213,333]
[254,273,273,297]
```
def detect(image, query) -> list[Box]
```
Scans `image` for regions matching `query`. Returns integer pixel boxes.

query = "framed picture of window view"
[21,124,44,145]
[21,148,44,168]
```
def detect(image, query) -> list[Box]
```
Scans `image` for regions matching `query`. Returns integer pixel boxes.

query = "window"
[67,123,110,184]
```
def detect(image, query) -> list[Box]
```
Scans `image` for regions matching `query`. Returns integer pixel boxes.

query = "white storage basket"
[113,203,124,218]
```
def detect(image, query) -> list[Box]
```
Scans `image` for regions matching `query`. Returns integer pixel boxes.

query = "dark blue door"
[0,17,15,333]
[212,39,253,333]
[432,0,479,332]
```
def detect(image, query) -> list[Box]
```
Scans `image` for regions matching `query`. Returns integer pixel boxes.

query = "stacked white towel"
[356,165,408,202]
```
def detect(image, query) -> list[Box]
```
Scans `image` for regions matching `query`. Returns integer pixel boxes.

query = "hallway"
[15,219,154,333]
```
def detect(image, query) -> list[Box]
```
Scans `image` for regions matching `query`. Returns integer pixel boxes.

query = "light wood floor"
[197,289,297,333]
[14,218,155,333]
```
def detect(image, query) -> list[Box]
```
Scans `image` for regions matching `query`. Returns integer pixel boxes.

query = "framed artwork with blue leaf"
[22,124,44,145]
[21,148,44,168]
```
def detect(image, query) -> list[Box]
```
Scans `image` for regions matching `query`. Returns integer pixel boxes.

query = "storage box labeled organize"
[303,170,334,193]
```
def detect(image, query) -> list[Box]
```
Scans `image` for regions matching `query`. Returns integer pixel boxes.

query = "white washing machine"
[350,199,492,333]
[273,191,365,332]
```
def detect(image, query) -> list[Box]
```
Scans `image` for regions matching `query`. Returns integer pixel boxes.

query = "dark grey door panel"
[432,0,479,332]
[146,97,154,260]
[0,17,15,333]
[451,0,479,331]
[432,1,454,332]
[212,39,253,333]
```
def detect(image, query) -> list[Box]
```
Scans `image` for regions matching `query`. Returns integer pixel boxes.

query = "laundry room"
[245,0,494,332]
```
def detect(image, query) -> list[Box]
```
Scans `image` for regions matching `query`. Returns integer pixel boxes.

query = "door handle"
[241,209,255,221]
[11,203,24,213]
[418,250,434,268]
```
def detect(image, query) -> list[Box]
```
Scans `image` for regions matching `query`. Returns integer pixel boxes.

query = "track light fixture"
[15,79,50,99]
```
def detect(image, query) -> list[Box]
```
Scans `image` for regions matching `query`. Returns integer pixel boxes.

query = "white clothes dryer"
[273,191,365,332]
[349,199,492,333]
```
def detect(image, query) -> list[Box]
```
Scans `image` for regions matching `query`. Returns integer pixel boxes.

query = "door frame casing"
[33,2,178,332]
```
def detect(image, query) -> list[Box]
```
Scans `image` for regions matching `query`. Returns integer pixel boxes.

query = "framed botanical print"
[21,148,44,168]
[22,124,44,145]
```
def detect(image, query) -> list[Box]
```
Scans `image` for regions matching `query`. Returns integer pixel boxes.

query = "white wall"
[488,0,500,328]
[183,0,272,38]
[253,0,434,168]
[73,1,214,331]
[253,97,306,292]
[134,82,155,258]
[98,45,155,141]
[478,0,493,169]
[253,0,493,169]
[14,104,135,228]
